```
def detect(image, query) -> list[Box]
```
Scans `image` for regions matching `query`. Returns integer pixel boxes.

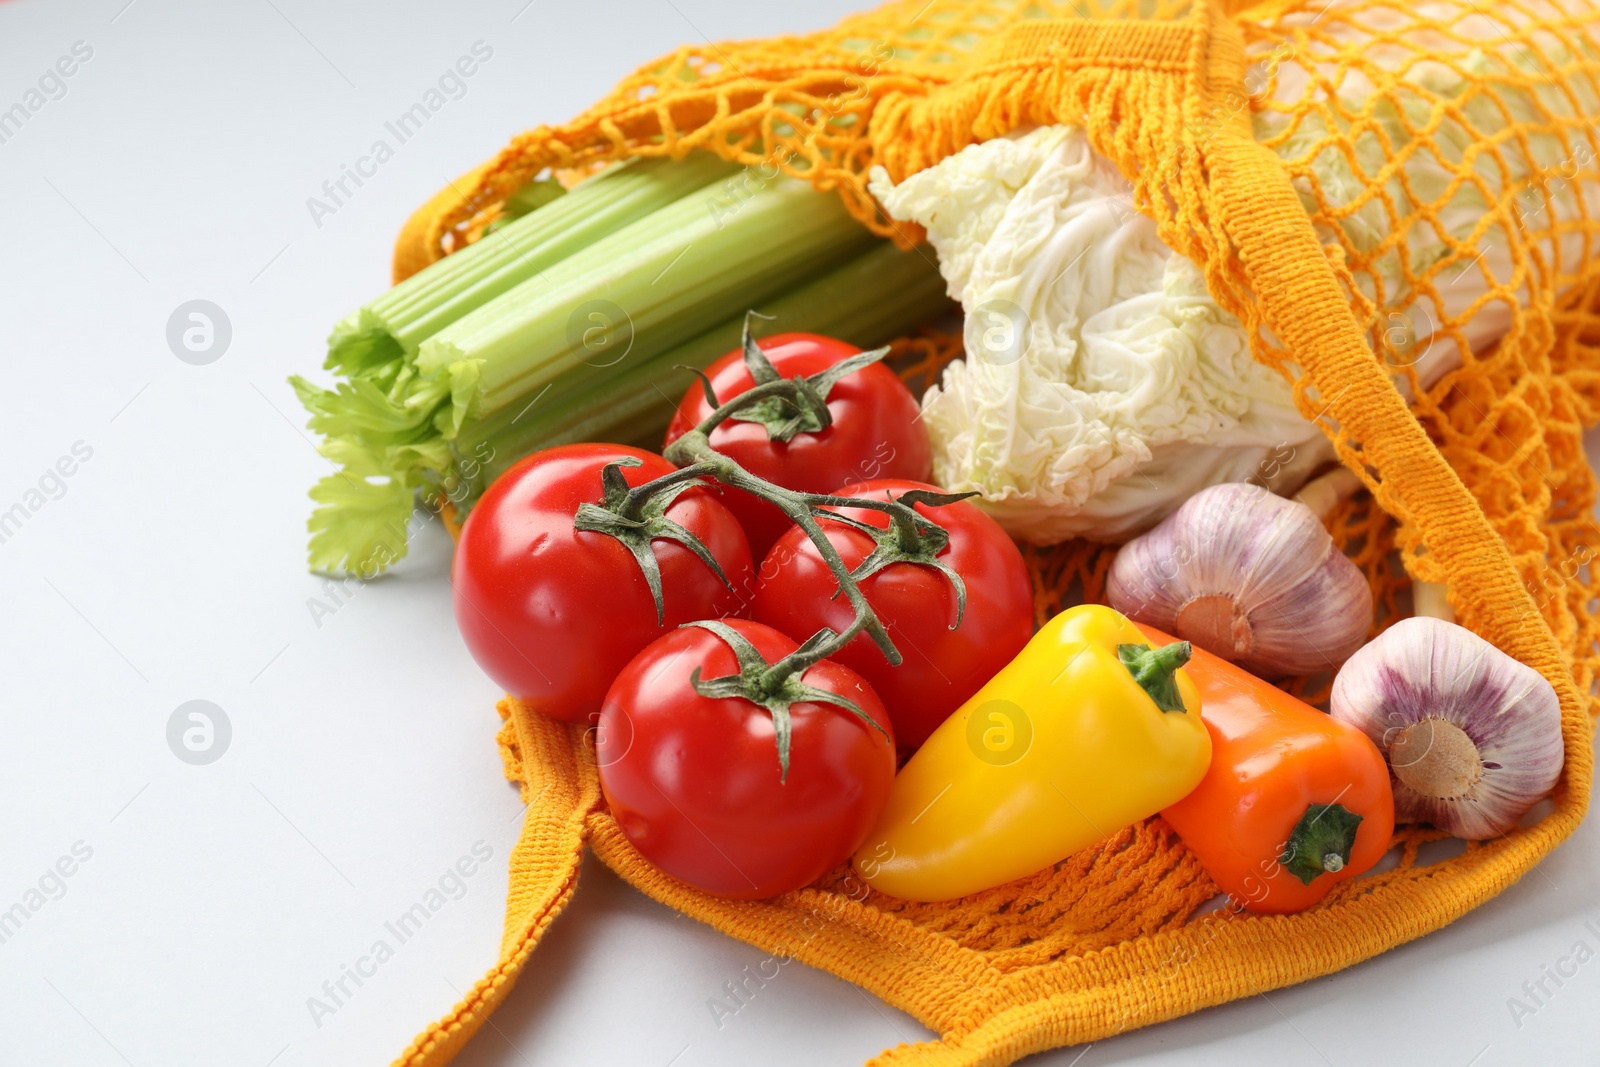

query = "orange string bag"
[388,1,1600,1063]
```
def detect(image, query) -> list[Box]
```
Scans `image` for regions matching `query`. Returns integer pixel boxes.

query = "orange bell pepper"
[1140,624,1394,914]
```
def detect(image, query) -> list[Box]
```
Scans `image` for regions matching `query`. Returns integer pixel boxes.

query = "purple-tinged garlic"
[1330,616,1564,839]
[1106,481,1372,678]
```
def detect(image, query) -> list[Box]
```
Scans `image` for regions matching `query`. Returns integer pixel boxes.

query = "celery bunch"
[293,156,950,575]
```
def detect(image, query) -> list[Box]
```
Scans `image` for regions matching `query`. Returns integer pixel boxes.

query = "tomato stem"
[574,466,738,625]
[580,312,974,721]
[665,428,901,678]
[691,377,817,438]
[683,619,890,780]
[681,314,896,445]
[615,460,719,519]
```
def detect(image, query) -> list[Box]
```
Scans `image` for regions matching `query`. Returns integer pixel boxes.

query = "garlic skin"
[1330,616,1565,840]
[1106,482,1371,678]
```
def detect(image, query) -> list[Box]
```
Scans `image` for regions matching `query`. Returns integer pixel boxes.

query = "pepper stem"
[1279,802,1364,886]
[1116,641,1192,713]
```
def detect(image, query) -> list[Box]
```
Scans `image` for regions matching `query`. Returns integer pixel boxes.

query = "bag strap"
[391,707,598,1066]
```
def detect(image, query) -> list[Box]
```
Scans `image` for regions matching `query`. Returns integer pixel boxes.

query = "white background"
[0,1,1596,1065]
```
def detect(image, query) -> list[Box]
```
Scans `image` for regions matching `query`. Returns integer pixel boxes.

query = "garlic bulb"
[1106,482,1372,677]
[1330,616,1564,839]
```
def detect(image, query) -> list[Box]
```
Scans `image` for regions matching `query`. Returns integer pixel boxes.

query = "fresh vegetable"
[483,173,569,231]
[651,321,975,693]
[854,604,1211,902]
[1330,616,1565,839]
[664,330,932,556]
[596,619,895,899]
[414,180,873,422]
[296,162,894,575]
[1147,624,1394,915]
[1253,14,1600,388]
[565,327,974,901]
[868,125,1331,542]
[452,316,971,737]
[326,154,737,377]
[448,318,975,899]
[871,27,1600,543]
[752,478,1033,751]
[1107,480,1372,678]
[455,242,952,500]
[451,443,752,723]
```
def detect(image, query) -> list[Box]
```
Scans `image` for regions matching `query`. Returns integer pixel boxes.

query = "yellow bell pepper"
[853,604,1211,901]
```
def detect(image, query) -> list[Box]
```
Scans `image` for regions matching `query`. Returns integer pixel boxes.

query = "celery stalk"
[454,240,951,498]
[327,154,740,376]
[492,176,567,223]
[415,175,875,424]
[296,161,941,576]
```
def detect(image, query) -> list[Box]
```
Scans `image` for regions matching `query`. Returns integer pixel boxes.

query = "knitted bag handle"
[392,704,597,1066]
[391,2,1598,1064]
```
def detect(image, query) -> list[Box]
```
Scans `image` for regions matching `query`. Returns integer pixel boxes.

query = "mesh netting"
[396,3,1600,1065]
[1234,0,1600,704]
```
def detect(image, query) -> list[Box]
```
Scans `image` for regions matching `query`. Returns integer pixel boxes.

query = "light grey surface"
[0,1,1596,1064]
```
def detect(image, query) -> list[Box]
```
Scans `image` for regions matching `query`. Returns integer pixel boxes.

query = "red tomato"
[452,443,752,724]
[663,332,931,557]
[751,479,1034,751]
[596,620,896,899]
